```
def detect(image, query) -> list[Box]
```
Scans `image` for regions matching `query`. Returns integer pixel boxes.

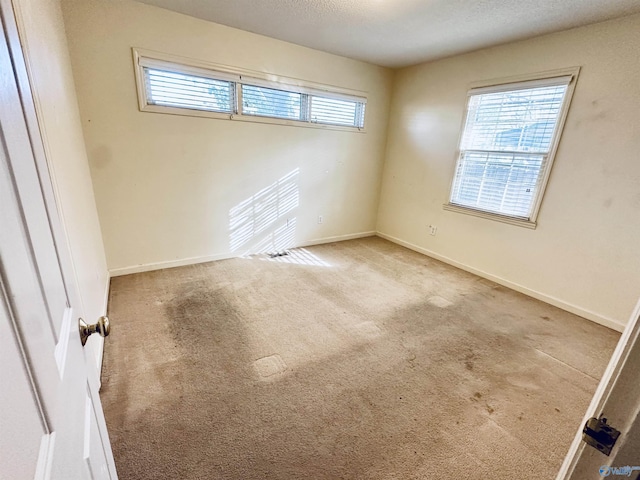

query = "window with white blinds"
[135,51,367,130]
[448,73,577,224]
[144,68,235,114]
[241,84,303,121]
[310,95,365,127]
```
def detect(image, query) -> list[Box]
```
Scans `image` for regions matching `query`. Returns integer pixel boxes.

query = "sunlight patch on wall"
[229,169,299,254]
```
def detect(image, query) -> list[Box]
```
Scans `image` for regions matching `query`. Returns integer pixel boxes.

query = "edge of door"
[5,0,109,382]
[556,299,640,479]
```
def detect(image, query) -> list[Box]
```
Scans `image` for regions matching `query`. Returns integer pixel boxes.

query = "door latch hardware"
[582,416,620,456]
[79,316,110,346]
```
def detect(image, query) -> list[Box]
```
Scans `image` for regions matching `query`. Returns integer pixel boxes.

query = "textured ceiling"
[137,0,640,68]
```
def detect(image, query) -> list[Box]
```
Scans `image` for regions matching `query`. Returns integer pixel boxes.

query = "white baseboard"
[376,231,626,333]
[109,251,238,277]
[296,231,376,248]
[108,231,376,277]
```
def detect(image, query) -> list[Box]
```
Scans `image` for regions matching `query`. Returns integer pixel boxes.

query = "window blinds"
[139,56,366,129]
[310,96,365,128]
[144,68,235,114]
[450,78,571,219]
[241,84,303,121]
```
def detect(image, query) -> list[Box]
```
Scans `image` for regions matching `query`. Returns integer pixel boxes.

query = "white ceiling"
[137,0,640,68]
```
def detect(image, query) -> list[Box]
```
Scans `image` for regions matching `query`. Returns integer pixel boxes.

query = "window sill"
[442,203,537,229]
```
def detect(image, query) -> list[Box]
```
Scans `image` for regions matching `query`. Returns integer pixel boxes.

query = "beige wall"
[377,14,640,330]
[61,0,393,274]
[13,0,109,367]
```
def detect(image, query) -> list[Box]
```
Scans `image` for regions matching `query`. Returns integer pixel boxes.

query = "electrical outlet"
[429,225,437,236]
[318,215,323,224]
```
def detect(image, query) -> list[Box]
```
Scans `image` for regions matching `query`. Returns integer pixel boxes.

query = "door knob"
[79,316,110,346]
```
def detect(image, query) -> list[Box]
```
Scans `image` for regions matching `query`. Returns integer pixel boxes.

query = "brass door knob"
[79,316,110,346]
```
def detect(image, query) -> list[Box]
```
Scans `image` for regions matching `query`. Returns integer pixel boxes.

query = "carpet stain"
[464,352,477,371]
[406,353,417,369]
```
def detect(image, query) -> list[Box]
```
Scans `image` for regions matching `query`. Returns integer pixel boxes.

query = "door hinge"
[582,416,620,456]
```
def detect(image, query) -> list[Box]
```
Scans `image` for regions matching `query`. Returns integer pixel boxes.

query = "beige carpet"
[102,237,619,479]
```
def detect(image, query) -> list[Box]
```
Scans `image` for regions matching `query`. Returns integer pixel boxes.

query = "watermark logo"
[600,465,640,477]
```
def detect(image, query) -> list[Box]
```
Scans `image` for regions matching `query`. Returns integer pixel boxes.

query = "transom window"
[241,84,303,121]
[446,70,578,227]
[134,50,367,130]
[144,68,235,114]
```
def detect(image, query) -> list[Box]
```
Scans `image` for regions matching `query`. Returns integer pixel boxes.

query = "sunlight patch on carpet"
[257,247,331,267]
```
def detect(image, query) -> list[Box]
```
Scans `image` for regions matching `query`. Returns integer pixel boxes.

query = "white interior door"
[0,5,117,479]
[557,300,640,479]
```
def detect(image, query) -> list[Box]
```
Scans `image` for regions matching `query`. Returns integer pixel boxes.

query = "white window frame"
[132,48,367,132]
[443,67,580,229]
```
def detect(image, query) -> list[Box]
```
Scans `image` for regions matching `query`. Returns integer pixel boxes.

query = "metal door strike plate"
[582,416,620,456]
